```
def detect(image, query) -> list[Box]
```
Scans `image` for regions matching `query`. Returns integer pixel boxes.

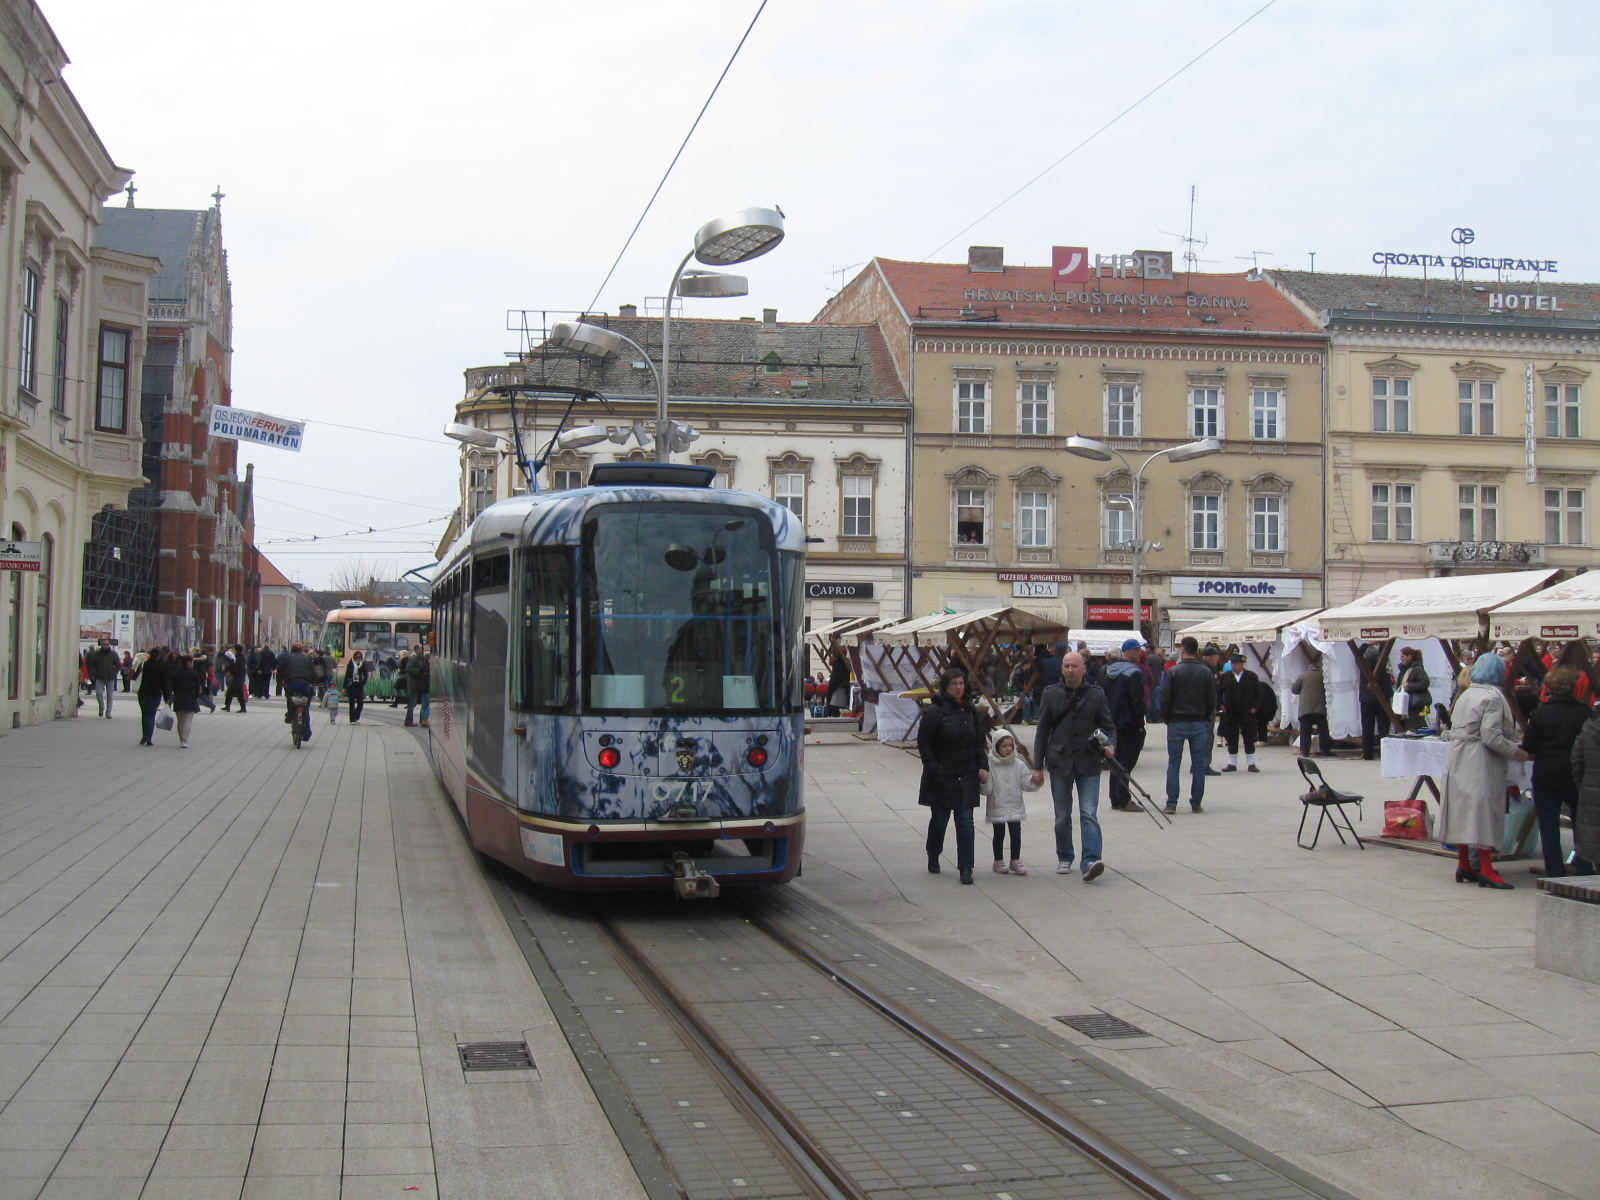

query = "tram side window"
[395,621,430,653]
[322,623,345,656]
[516,549,572,710]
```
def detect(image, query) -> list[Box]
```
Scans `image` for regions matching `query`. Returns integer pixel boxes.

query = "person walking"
[1160,636,1218,814]
[917,668,989,884]
[311,648,332,700]
[404,647,431,727]
[392,650,410,709]
[1566,705,1600,876]
[222,644,249,712]
[1030,651,1117,880]
[166,653,205,749]
[1101,639,1148,812]
[1216,653,1263,772]
[825,652,852,716]
[981,732,1040,875]
[119,649,135,693]
[1439,654,1527,889]
[1521,667,1588,879]
[1359,643,1395,760]
[1292,651,1333,758]
[247,645,269,701]
[1200,645,1225,775]
[1397,646,1433,730]
[134,645,169,746]
[344,650,372,723]
[85,638,121,719]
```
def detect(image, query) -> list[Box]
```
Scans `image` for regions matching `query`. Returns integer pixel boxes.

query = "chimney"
[618,303,637,318]
[762,307,778,327]
[967,246,1004,273]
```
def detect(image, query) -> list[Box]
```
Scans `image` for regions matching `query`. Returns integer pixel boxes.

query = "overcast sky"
[46,0,1600,589]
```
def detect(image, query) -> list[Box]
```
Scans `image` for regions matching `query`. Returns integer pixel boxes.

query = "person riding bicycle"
[277,643,318,739]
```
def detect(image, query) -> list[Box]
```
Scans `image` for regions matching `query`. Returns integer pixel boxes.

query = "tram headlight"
[597,746,621,770]
[746,747,768,768]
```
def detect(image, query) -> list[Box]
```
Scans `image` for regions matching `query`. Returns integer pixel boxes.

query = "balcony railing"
[1425,540,1545,566]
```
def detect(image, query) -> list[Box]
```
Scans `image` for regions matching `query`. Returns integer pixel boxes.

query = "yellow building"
[1271,271,1600,604]
[819,248,1328,640]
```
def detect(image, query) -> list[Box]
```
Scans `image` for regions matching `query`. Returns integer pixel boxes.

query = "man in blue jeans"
[1159,636,1219,814]
[1031,651,1118,881]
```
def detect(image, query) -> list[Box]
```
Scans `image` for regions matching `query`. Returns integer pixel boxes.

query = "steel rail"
[585,904,870,1200]
[739,905,1202,1200]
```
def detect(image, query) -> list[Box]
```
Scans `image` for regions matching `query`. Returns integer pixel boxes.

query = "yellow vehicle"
[317,604,432,700]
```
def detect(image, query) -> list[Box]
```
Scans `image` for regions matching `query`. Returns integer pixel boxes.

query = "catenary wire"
[582,0,770,313]
[921,0,1278,260]
[250,476,451,511]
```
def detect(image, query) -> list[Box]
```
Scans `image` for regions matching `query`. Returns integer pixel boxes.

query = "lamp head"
[1166,437,1223,463]
[555,424,613,450]
[1063,435,1115,462]
[692,206,785,265]
[677,270,748,298]
[443,423,505,449]
[549,320,627,359]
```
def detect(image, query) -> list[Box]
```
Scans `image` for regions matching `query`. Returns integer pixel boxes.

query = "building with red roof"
[816,246,1329,638]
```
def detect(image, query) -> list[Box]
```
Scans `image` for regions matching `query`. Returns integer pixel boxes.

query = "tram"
[427,462,806,895]
[317,605,432,700]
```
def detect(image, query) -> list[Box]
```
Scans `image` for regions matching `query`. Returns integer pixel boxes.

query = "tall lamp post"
[554,207,784,460]
[1064,435,1222,643]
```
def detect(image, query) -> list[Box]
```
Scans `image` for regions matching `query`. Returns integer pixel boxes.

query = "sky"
[45,0,1600,588]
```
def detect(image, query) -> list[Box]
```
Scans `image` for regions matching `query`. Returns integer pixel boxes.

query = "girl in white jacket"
[980,734,1042,875]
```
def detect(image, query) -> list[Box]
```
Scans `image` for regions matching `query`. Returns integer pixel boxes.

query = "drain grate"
[458,1040,536,1071]
[1053,1013,1149,1039]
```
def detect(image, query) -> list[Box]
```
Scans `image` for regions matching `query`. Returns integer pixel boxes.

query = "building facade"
[1270,271,1600,604]
[448,309,910,627]
[0,0,148,730]
[818,247,1328,638]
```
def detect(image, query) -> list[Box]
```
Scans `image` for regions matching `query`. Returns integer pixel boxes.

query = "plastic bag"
[1382,798,1429,840]
[154,705,175,732]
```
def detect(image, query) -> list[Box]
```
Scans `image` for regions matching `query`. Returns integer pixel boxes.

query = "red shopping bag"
[1382,798,1429,840]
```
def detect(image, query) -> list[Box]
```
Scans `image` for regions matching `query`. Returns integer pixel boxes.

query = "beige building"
[1271,271,1600,604]
[818,247,1328,639]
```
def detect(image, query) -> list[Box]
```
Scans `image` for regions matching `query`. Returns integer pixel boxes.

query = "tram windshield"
[582,503,792,715]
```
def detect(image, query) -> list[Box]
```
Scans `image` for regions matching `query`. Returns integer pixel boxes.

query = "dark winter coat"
[85,646,121,683]
[344,659,371,693]
[917,691,987,809]
[1101,659,1147,730]
[1568,715,1600,864]
[276,650,317,687]
[1033,682,1115,777]
[1524,695,1589,803]
[135,657,168,699]
[404,653,431,693]
[1217,667,1263,719]
[1160,659,1217,724]
[224,652,247,683]
[166,666,205,714]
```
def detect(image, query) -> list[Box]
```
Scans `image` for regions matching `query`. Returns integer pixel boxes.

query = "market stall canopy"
[805,615,874,654]
[876,607,1066,647]
[1177,607,1325,645]
[1064,629,1141,656]
[1488,575,1600,641]
[842,615,910,645]
[1316,568,1557,641]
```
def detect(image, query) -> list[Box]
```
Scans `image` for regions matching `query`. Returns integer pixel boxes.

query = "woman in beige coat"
[1439,653,1527,889]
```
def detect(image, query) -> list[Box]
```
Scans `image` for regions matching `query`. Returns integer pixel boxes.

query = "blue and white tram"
[427,463,807,894]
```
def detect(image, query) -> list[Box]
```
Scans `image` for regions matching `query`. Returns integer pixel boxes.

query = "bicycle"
[286,684,313,749]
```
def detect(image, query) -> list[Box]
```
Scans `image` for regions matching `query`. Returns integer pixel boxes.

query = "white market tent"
[1489,575,1600,642]
[1176,607,1326,647]
[1316,568,1558,641]
[1275,615,1454,738]
[1062,628,1140,656]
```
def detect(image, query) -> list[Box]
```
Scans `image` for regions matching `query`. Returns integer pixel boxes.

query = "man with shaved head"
[1031,650,1117,881]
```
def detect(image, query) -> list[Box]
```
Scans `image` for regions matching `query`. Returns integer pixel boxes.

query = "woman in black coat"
[166,655,205,750]
[917,668,990,884]
[1522,666,1590,877]
[134,646,168,746]
[344,651,372,724]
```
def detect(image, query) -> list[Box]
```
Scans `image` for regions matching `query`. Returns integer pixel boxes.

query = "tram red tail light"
[746,747,768,768]
[597,746,621,770]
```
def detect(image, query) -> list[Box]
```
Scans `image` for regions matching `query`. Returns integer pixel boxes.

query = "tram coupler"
[669,852,720,900]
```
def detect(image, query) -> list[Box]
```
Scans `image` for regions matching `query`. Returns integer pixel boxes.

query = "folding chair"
[1296,757,1364,850]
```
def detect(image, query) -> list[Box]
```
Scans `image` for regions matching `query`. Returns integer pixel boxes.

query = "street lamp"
[1064,435,1222,642]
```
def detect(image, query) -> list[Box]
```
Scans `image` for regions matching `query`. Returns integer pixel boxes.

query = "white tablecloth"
[1380,736,1532,789]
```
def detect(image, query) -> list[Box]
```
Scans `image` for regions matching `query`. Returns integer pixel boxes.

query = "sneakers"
[1056,861,1073,875]
[1083,861,1105,882]
[179,741,189,749]
[1010,860,1028,876]
[1247,763,1260,773]
[993,861,1009,874]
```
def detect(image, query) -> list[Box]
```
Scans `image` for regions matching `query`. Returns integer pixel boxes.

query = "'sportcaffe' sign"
[1170,575,1305,599]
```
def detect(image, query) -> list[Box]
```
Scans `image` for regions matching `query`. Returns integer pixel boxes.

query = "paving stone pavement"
[0,702,644,1200]
[795,729,1600,1200]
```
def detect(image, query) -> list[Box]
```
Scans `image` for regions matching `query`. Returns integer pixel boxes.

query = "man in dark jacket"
[277,643,317,735]
[1359,643,1395,760]
[918,669,989,883]
[404,648,432,727]
[1524,667,1590,878]
[85,638,121,718]
[1216,653,1262,773]
[1160,637,1218,813]
[222,644,249,712]
[1101,639,1148,812]
[1031,651,1116,880]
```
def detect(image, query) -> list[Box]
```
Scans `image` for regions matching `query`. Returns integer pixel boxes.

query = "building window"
[18,266,39,395]
[775,472,805,520]
[1189,387,1221,439]
[1189,493,1221,550]
[551,469,584,491]
[1545,384,1581,439]
[761,351,783,374]
[1371,483,1414,542]
[956,487,988,544]
[1017,490,1051,547]
[467,463,495,519]
[711,471,731,489]
[33,535,51,696]
[1250,388,1285,440]
[841,475,872,537]
[1458,381,1495,435]
[1251,495,1282,551]
[1545,488,1585,546]
[1104,492,1134,550]
[955,380,989,433]
[53,298,69,413]
[1102,384,1136,437]
[1372,377,1411,433]
[1458,484,1499,541]
[95,326,130,433]
[1018,381,1053,435]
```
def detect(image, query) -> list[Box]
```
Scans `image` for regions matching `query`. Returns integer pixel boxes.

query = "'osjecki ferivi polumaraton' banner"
[206,405,305,451]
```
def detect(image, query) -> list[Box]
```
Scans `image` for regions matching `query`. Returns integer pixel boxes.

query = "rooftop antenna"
[1160,185,1211,286]
[211,185,225,211]
[827,261,865,296]
[1237,250,1274,280]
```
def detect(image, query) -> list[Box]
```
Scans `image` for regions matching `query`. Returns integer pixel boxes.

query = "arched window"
[948,466,995,548]
[1011,467,1059,549]
[33,534,52,695]
[1183,472,1230,553]
[1245,474,1290,555]
[1100,470,1138,552]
